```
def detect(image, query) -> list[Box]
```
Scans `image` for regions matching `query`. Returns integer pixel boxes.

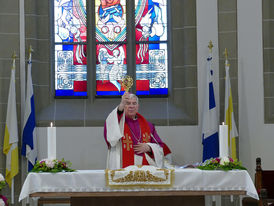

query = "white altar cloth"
[19,168,258,201]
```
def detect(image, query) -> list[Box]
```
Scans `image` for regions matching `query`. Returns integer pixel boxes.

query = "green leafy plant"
[197,157,246,171]
[0,173,6,191]
[31,158,75,173]
[0,173,8,206]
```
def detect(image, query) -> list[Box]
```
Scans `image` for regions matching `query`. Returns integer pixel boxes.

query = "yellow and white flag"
[3,58,19,187]
[224,59,238,160]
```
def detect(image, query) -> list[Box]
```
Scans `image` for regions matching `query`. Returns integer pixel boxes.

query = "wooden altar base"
[31,190,246,206]
[70,196,205,206]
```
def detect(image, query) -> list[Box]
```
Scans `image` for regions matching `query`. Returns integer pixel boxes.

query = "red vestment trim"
[122,113,151,168]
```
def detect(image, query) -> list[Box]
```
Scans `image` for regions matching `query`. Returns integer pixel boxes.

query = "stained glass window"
[96,44,127,95]
[135,0,168,96]
[136,43,168,95]
[53,0,168,97]
[54,0,87,97]
[95,0,127,96]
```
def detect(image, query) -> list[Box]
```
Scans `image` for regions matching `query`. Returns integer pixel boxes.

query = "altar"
[19,168,258,206]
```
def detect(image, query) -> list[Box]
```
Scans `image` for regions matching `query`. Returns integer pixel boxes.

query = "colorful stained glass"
[135,43,168,95]
[54,0,87,97]
[54,0,87,43]
[53,0,168,97]
[95,0,128,96]
[135,0,167,42]
[95,0,127,45]
[135,0,168,96]
[55,45,87,96]
[96,44,127,96]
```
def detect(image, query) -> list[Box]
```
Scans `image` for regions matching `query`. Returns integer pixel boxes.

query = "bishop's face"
[124,97,139,119]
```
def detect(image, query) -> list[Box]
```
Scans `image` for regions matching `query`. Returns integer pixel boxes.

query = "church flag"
[22,49,38,171]
[202,49,219,161]
[224,59,238,160]
[3,57,19,187]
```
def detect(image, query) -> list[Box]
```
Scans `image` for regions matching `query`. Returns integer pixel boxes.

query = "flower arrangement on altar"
[0,174,5,191]
[0,173,8,206]
[197,157,247,171]
[31,158,75,173]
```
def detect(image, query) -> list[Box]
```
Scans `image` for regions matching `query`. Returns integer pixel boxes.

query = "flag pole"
[26,45,32,174]
[22,46,34,205]
[11,179,14,204]
[224,48,230,156]
[11,52,16,205]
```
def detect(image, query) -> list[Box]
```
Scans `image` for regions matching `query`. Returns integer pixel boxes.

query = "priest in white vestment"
[104,92,171,169]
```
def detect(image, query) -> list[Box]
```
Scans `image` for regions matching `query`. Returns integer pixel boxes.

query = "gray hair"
[128,93,139,104]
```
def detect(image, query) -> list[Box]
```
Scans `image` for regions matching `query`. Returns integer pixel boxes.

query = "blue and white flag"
[21,52,37,171]
[202,52,219,161]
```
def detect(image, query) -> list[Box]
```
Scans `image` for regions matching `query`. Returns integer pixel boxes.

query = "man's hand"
[133,143,151,154]
[118,92,129,111]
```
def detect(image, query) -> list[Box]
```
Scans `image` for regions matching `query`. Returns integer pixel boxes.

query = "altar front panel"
[19,168,258,202]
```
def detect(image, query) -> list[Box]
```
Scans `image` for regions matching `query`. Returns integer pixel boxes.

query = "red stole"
[121,113,151,168]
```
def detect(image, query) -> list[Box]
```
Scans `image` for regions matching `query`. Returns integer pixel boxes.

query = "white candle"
[47,122,56,159]
[219,123,228,157]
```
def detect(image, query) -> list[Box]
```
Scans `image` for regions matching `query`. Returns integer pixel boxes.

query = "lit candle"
[219,123,228,157]
[47,122,56,159]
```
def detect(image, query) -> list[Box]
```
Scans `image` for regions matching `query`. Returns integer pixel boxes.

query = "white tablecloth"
[19,168,258,201]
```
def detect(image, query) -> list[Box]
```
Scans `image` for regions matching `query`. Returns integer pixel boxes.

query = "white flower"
[0,174,4,182]
[45,159,55,168]
[0,198,5,206]
[220,157,230,165]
